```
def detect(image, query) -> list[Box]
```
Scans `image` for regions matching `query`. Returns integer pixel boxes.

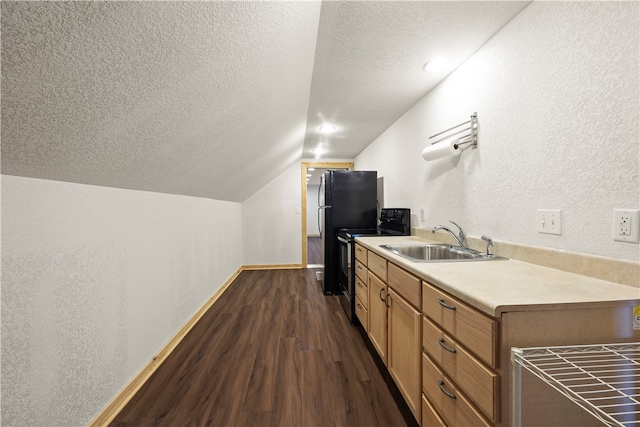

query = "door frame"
[301,161,354,268]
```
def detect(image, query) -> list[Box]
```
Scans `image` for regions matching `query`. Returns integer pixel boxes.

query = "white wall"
[1,175,242,426]
[242,162,302,265]
[356,1,639,262]
[307,184,320,235]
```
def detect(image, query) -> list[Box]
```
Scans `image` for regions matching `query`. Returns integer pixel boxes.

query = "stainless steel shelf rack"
[512,343,640,426]
[428,111,478,149]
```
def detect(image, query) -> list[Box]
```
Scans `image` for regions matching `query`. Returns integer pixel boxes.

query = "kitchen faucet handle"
[449,220,466,242]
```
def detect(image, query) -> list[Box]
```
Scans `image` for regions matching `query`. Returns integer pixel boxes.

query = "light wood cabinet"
[422,281,497,368]
[422,281,498,425]
[355,275,368,308]
[356,239,640,427]
[423,353,492,427]
[355,260,367,282]
[388,288,422,420]
[423,316,498,422]
[355,275,369,331]
[422,393,446,427]
[355,243,367,265]
[368,251,387,282]
[355,296,368,331]
[367,272,388,362]
[354,245,369,330]
[363,249,422,424]
[387,261,421,308]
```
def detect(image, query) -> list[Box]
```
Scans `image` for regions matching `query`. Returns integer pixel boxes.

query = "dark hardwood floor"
[110,268,409,427]
[307,236,321,265]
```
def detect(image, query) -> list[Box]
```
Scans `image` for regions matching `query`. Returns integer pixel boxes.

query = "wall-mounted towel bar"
[422,112,478,161]
[429,112,478,149]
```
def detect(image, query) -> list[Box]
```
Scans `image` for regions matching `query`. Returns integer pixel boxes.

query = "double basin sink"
[380,243,507,263]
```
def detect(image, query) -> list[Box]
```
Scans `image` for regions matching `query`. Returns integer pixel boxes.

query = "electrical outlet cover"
[613,209,640,243]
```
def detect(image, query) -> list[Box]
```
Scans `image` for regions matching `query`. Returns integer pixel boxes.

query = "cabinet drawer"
[368,251,387,282]
[422,282,497,368]
[355,260,367,282]
[423,317,499,422]
[422,354,491,427]
[355,296,368,331]
[355,275,368,308]
[355,243,367,265]
[388,262,421,308]
[422,393,446,427]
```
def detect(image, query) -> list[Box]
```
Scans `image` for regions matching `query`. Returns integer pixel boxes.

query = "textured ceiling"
[302,1,531,159]
[1,1,530,202]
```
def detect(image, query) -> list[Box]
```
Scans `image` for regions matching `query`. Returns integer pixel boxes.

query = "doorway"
[301,161,353,268]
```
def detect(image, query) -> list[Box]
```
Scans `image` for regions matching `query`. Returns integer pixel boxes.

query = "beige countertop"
[355,235,640,318]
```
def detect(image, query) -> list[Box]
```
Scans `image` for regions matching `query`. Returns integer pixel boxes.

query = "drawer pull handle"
[438,380,456,400]
[384,293,390,308]
[438,338,457,354]
[379,287,386,302]
[438,298,456,310]
[357,303,363,309]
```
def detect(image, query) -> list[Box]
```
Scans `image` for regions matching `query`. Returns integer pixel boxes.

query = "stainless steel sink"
[380,244,507,263]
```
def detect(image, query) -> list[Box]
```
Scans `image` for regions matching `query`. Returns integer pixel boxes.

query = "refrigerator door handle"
[318,172,331,209]
[318,206,330,238]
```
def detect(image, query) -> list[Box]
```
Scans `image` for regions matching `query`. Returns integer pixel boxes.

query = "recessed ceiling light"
[319,125,336,134]
[424,58,451,73]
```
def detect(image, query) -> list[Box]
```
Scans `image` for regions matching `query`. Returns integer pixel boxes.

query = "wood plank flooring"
[307,236,322,265]
[110,268,409,427]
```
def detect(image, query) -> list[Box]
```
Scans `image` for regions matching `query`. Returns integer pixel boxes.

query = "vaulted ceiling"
[1,1,530,202]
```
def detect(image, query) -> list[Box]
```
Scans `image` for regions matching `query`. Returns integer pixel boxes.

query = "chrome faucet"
[481,235,494,256]
[432,221,467,248]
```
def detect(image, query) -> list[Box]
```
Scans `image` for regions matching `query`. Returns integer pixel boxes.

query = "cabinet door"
[368,272,388,363]
[387,288,422,421]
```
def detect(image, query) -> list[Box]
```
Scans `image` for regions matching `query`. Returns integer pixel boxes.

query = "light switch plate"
[613,209,640,243]
[537,209,562,235]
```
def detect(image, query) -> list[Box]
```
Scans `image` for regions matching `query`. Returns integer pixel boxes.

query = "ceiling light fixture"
[319,125,336,134]
[424,58,451,73]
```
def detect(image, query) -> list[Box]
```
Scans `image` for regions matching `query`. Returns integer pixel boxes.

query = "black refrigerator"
[318,170,377,295]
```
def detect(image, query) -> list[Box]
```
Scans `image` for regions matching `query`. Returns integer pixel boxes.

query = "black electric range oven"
[337,208,411,325]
